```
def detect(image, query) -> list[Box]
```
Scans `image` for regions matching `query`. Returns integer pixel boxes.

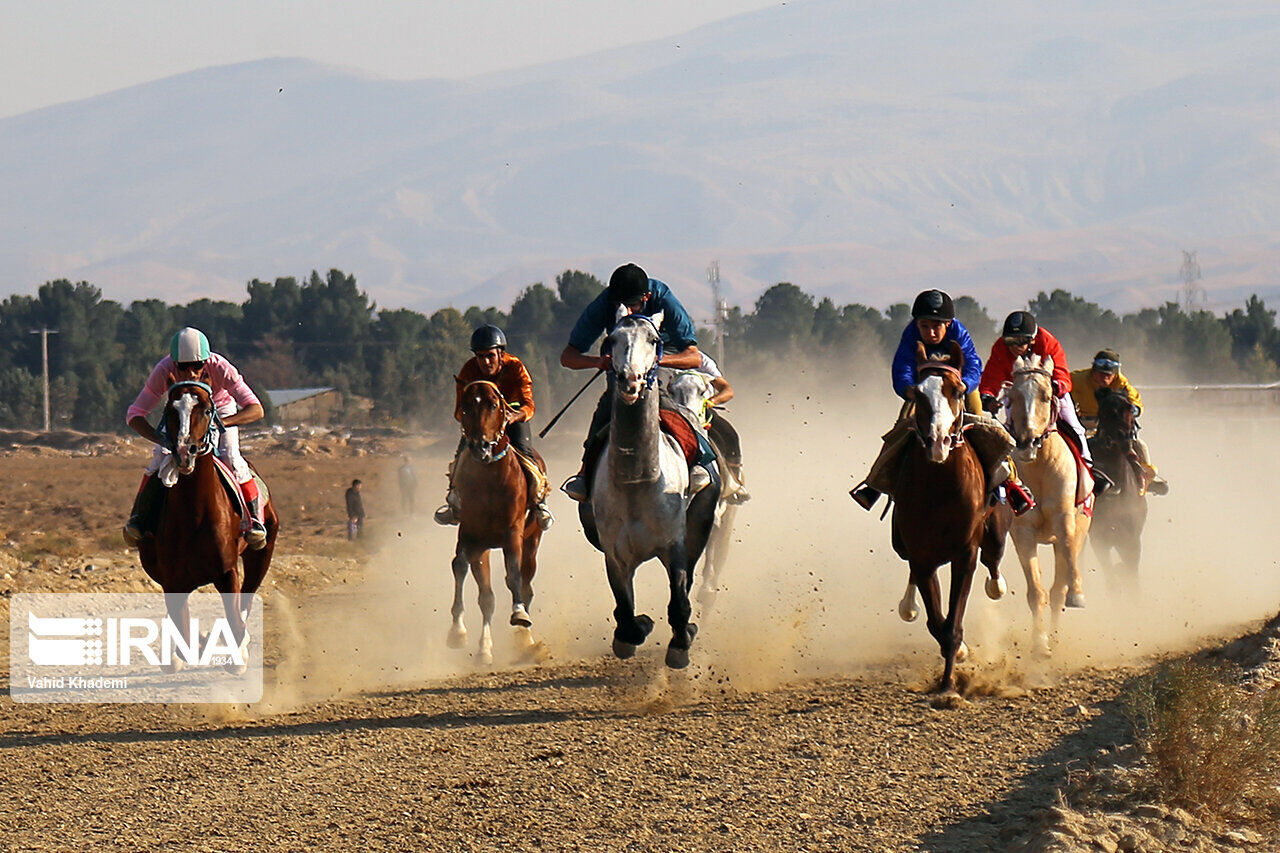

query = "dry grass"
[1125,660,1280,824]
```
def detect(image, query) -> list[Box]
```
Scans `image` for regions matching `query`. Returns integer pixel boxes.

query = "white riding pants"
[1056,394,1092,464]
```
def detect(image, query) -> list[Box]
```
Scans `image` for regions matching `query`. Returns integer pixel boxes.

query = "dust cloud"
[256,368,1280,712]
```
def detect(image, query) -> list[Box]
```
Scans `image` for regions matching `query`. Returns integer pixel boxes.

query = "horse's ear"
[165,371,178,388]
[946,339,964,370]
[903,385,919,402]
[453,374,463,386]
[1042,354,1054,375]
[650,310,664,331]
[914,341,928,370]
[614,303,629,323]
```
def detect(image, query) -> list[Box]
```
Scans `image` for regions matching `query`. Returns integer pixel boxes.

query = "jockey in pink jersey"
[122,327,268,549]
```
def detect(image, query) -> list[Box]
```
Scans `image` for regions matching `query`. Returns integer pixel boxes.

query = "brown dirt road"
[0,391,1277,851]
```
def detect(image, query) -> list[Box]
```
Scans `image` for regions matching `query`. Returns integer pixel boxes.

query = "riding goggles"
[1003,335,1034,347]
[1092,357,1121,373]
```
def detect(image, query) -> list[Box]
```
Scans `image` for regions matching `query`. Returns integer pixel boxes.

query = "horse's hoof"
[162,658,185,675]
[446,627,467,649]
[898,599,919,623]
[985,576,1007,601]
[635,614,655,638]
[1034,635,1052,659]
[955,641,969,663]
[477,649,494,666]
[510,606,532,628]
[1065,591,1086,609]
[665,646,690,669]
[611,639,638,659]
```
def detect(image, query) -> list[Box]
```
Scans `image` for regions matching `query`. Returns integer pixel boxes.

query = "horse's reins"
[460,380,514,461]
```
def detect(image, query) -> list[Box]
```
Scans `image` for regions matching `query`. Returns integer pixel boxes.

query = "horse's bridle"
[611,313,664,392]
[165,380,219,460]
[460,380,512,461]
[1005,367,1058,451]
[911,363,968,450]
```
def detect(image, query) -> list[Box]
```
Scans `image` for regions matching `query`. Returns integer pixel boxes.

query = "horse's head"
[906,341,967,462]
[1095,388,1137,442]
[458,380,515,462]
[607,310,664,405]
[1005,353,1055,458]
[164,380,217,475]
[665,370,714,423]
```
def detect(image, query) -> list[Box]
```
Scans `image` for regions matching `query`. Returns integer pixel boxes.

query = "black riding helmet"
[911,289,954,322]
[607,263,651,305]
[469,324,507,352]
[1002,311,1038,339]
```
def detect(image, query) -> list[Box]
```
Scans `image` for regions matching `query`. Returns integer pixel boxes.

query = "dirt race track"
[1,385,1279,851]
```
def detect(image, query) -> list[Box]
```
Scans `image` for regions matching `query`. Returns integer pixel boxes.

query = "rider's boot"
[241,478,268,549]
[562,465,590,502]
[1147,474,1169,496]
[533,498,555,530]
[434,489,462,525]
[725,463,751,504]
[1090,467,1114,495]
[849,483,881,511]
[1004,480,1036,516]
[122,474,164,547]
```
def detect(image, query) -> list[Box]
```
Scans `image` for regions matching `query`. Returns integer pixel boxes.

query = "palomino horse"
[579,311,719,669]
[447,380,545,664]
[890,343,1010,695]
[663,369,738,610]
[1087,389,1148,593]
[138,380,278,672]
[1002,354,1091,655]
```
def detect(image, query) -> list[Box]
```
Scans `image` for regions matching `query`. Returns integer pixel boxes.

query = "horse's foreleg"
[910,565,951,692]
[447,545,469,649]
[663,544,697,669]
[502,532,531,628]
[474,551,495,665]
[215,588,251,674]
[1012,527,1050,656]
[605,556,650,657]
[940,549,979,694]
[162,593,194,674]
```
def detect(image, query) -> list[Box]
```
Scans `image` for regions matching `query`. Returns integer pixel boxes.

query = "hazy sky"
[0,0,781,118]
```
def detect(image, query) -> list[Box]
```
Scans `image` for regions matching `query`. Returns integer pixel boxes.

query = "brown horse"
[890,343,1011,696]
[447,380,545,664]
[1088,389,1148,593]
[137,380,278,672]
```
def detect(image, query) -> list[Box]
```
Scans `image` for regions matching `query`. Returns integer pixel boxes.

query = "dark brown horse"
[447,380,545,664]
[889,343,1011,696]
[137,380,278,672]
[1087,389,1148,592]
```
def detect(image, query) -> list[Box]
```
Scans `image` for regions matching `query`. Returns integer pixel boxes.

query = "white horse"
[1002,353,1092,656]
[663,369,739,610]
[578,311,720,668]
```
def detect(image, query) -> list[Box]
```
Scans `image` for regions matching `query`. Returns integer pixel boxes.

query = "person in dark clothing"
[345,479,365,539]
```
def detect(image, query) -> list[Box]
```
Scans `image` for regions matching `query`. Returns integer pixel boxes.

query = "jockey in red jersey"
[978,311,1112,495]
[123,327,268,548]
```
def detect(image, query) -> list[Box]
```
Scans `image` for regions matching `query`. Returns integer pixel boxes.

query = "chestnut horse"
[447,380,544,664]
[138,380,278,672]
[1002,354,1091,656]
[890,344,1011,696]
[1087,389,1148,593]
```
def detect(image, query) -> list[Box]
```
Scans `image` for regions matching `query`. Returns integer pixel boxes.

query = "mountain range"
[1,0,1278,318]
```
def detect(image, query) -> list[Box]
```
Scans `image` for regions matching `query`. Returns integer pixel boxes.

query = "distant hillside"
[1,0,1278,316]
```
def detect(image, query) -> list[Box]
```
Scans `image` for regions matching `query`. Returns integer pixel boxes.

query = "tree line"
[0,269,1276,432]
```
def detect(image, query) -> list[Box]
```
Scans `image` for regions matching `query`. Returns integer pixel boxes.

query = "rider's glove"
[980,393,999,415]
[1051,379,1066,398]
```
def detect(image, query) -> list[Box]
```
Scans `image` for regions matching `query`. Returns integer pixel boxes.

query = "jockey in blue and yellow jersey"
[851,290,1034,515]
[559,263,705,502]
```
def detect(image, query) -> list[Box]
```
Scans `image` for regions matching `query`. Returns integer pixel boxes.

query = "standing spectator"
[345,479,365,540]
[397,456,417,515]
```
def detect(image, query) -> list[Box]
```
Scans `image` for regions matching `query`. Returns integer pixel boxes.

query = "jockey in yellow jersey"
[1069,348,1168,495]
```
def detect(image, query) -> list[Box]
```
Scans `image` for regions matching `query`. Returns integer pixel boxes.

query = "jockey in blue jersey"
[559,263,706,502]
[850,289,1034,515]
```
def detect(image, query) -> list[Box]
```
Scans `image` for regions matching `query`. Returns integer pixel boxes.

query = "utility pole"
[706,260,727,367]
[28,327,59,432]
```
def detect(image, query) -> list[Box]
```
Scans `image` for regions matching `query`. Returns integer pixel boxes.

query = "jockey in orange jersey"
[978,311,1113,495]
[434,324,555,530]
[123,327,267,548]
